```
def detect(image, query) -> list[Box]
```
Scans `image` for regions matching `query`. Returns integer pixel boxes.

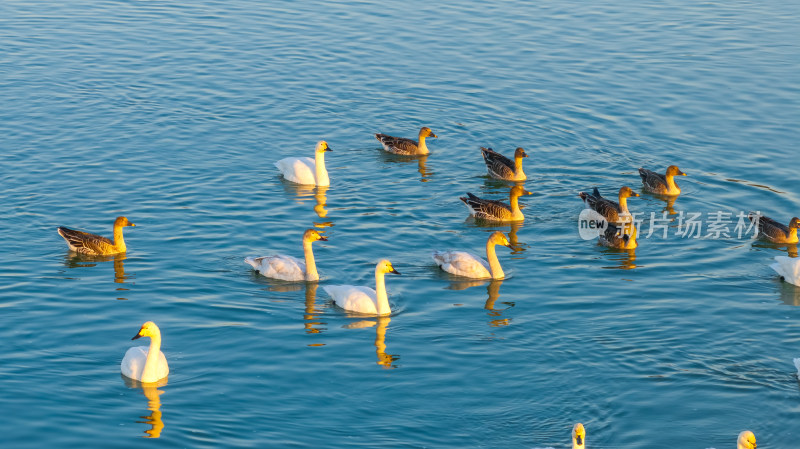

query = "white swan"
[274,140,332,186]
[121,321,169,383]
[794,358,800,377]
[770,256,800,287]
[324,259,400,316]
[245,229,327,282]
[737,431,756,449]
[432,231,511,279]
[572,423,585,449]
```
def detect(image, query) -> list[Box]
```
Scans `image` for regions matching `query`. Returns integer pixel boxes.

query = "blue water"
[1,1,799,447]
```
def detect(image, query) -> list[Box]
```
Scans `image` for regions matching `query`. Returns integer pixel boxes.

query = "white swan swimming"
[770,256,800,287]
[737,431,756,449]
[793,358,800,377]
[274,140,332,186]
[432,231,511,280]
[244,229,327,282]
[572,423,585,449]
[324,259,400,316]
[121,321,169,383]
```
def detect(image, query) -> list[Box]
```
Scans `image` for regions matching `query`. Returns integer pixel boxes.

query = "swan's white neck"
[417,135,430,155]
[486,240,504,279]
[113,224,127,252]
[314,151,329,185]
[374,266,391,316]
[142,330,162,383]
[303,239,319,281]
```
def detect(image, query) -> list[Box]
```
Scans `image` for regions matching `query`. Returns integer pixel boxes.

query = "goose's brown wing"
[375,134,419,155]
[481,147,515,179]
[57,227,115,255]
[460,193,512,220]
[750,214,790,242]
[638,168,667,194]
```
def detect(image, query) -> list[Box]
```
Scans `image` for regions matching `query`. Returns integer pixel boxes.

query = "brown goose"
[638,165,686,195]
[460,185,531,222]
[599,222,638,249]
[748,213,799,243]
[481,147,527,181]
[57,216,136,255]
[578,186,638,224]
[375,127,437,155]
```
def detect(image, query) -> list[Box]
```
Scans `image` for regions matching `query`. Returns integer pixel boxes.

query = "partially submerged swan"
[375,127,437,155]
[749,213,799,244]
[460,185,531,222]
[481,146,527,181]
[579,186,638,224]
[274,140,332,186]
[432,231,511,279]
[121,321,169,383]
[245,229,327,282]
[324,259,400,316]
[638,165,686,195]
[572,423,585,449]
[57,216,135,256]
[770,256,800,287]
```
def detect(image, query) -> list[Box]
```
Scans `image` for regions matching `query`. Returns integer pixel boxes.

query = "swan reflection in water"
[447,279,515,327]
[63,253,133,298]
[303,282,327,336]
[280,180,333,223]
[343,317,398,368]
[122,376,166,438]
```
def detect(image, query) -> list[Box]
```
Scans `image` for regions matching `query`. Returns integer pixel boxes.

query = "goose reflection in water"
[63,253,134,298]
[753,240,798,259]
[343,317,398,368]
[122,376,166,438]
[377,151,434,183]
[600,248,638,270]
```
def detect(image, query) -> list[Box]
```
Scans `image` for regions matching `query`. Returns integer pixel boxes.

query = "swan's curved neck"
[374,267,391,316]
[113,224,127,252]
[485,240,504,279]
[303,240,319,281]
[417,135,429,155]
[314,151,329,185]
[143,330,162,382]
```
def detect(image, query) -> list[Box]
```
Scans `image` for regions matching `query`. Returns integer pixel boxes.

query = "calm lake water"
[1,1,799,447]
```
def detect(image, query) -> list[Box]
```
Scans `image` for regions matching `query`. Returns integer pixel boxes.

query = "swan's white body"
[432,231,510,280]
[770,256,800,287]
[121,321,169,383]
[274,141,331,186]
[324,260,399,316]
[245,229,325,282]
[794,358,800,377]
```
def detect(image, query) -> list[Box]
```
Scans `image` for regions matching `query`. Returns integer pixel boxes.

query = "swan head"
[419,127,437,139]
[619,186,639,199]
[489,231,511,248]
[514,147,528,158]
[132,321,161,341]
[789,217,799,229]
[377,259,401,275]
[666,165,686,177]
[510,185,532,198]
[737,431,756,449]
[303,228,327,243]
[572,423,585,448]
[114,216,136,227]
[315,141,332,153]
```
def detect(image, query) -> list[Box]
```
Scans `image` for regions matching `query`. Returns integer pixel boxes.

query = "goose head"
[114,216,136,227]
[514,147,528,159]
[419,127,437,139]
[666,165,686,177]
[618,186,639,199]
[789,217,799,229]
[737,431,756,449]
[132,321,161,341]
[489,231,511,247]
[510,185,532,198]
[303,228,328,243]
[377,259,401,275]
[572,423,585,449]
[315,140,332,153]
